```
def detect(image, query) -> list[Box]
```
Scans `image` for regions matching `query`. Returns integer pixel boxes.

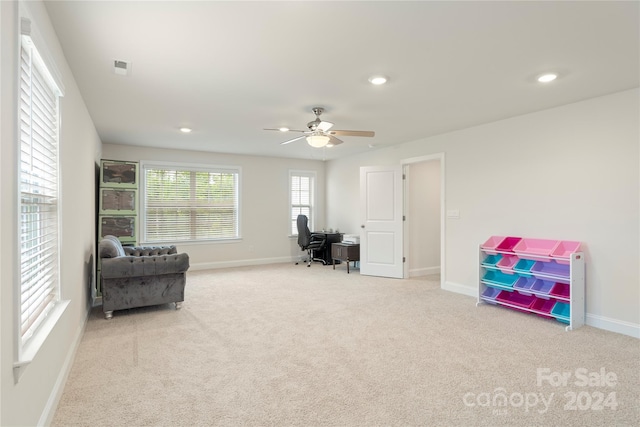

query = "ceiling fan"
[264,107,375,148]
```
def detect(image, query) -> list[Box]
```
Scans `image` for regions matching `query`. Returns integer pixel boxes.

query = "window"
[19,33,63,343]
[290,171,315,235]
[142,163,240,243]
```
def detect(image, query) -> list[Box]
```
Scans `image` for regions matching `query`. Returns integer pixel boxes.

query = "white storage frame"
[477,247,585,331]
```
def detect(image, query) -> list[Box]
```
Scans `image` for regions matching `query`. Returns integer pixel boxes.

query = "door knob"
[360,225,365,228]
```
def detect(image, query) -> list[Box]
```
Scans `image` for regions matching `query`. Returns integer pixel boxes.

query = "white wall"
[102,144,326,269]
[0,1,101,425]
[326,89,639,336]
[407,160,441,276]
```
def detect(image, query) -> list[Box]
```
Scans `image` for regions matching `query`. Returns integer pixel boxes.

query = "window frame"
[14,15,68,380]
[140,161,242,245]
[289,170,316,236]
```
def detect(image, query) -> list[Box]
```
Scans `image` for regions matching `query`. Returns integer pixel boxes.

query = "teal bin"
[551,302,570,324]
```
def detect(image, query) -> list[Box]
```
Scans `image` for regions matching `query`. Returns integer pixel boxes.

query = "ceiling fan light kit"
[306,133,330,148]
[265,107,375,149]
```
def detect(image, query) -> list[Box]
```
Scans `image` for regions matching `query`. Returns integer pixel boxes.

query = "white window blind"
[19,38,61,342]
[143,165,240,242]
[290,172,315,235]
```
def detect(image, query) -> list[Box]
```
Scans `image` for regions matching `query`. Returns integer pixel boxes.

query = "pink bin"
[549,283,570,300]
[496,255,518,274]
[495,236,522,253]
[481,236,506,254]
[513,238,559,260]
[550,240,581,265]
[531,297,556,319]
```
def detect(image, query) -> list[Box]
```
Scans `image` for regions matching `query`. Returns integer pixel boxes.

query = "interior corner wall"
[101,144,326,269]
[326,88,639,333]
[0,1,101,426]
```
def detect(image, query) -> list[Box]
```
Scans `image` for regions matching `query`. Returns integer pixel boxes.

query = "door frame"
[401,153,445,287]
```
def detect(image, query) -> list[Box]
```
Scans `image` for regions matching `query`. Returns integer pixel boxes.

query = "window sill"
[13,300,70,383]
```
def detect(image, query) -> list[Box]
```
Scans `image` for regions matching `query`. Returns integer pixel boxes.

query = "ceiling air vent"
[113,59,131,76]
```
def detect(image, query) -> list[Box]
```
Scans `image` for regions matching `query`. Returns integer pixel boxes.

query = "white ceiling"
[44,1,639,161]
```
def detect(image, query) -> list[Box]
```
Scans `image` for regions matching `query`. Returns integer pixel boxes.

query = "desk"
[332,243,360,273]
[311,232,342,265]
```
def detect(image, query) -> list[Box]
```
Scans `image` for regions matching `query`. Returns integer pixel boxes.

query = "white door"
[360,165,404,278]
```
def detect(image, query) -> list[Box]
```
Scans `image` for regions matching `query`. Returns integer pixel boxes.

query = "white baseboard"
[442,282,639,339]
[586,313,640,339]
[409,266,440,278]
[190,256,294,271]
[39,308,90,426]
[442,281,477,298]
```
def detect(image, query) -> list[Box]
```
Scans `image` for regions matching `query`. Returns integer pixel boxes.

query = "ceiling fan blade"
[317,121,334,132]
[280,135,306,145]
[328,130,375,137]
[264,128,307,133]
[326,135,343,147]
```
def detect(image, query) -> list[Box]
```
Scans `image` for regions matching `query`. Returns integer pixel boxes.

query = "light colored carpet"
[53,263,640,426]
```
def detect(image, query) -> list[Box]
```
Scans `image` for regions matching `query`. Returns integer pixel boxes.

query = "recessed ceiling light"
[179,127,192,133]
[368,75,388,85]
[537,73,558,83]
[279,127,290,132]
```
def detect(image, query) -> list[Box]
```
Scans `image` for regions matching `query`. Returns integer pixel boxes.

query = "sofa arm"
[101,253,190,279]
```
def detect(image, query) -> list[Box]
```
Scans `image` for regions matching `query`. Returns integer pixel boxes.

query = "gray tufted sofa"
[99,235,190,319]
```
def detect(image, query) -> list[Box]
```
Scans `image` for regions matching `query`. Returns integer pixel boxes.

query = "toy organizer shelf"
[97,159,139,298]
[477,236,584,331]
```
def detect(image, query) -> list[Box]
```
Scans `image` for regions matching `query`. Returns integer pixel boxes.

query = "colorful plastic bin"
[496,255,518,274]
[513,259,536,276]
[549,283,570,300]
[531,297,556,318]
[481,236,506,255]
[495,236,522,253]
[482,270,519,290]
[513,276,536,296]
[530,279,555,299]
[481,287,502,304]
[531,261,570,282]
[513,238,559,260]
[481,254,502,268]
[551,302,571,324]
[496,291,536,310]
[550,240,581,265]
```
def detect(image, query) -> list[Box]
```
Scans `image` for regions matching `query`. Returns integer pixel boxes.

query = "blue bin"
[481,254,502,268]
[551,302,570,324]
[482,270,519,290]
[513,259,536,276]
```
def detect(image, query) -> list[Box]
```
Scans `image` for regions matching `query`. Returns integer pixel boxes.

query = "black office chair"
[296,214,327,267]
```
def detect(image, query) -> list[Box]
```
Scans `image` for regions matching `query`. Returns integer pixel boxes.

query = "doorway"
[402,154,444,285]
